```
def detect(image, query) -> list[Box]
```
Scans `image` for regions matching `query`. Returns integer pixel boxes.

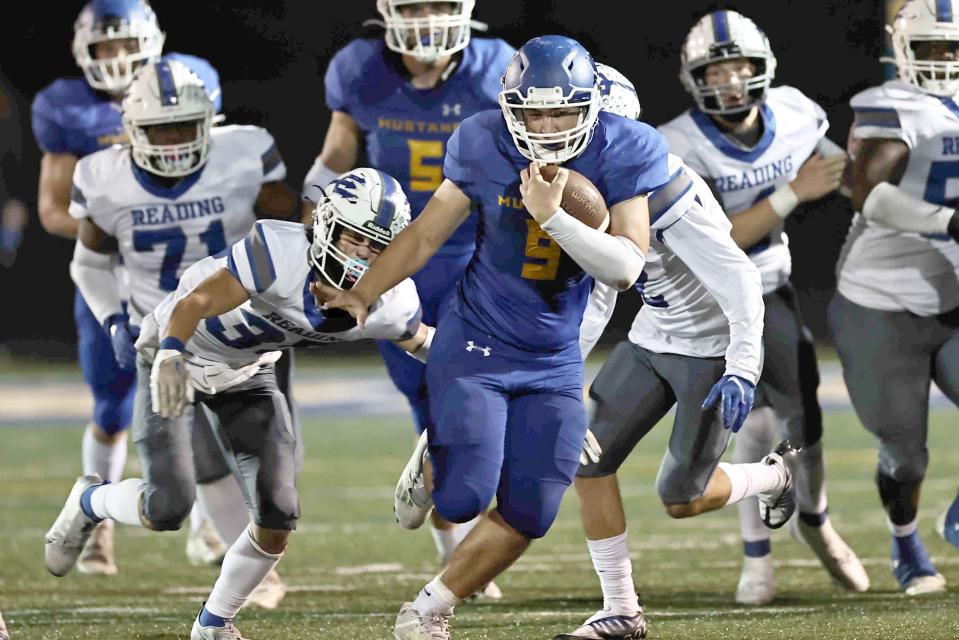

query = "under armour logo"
[442,103,462,117]
[465,340,491,356]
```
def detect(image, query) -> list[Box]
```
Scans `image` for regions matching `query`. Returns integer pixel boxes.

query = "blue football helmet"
[72,0,165,95]
[597,62,641,121]
[499,35,602,164]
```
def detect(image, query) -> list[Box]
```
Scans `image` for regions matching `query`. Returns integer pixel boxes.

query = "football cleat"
[243,569,287,610]
[735,554,775,605]
[393,602,452,640]
[553,608,647,640]
[44,474,103,577]
[0,609,8,640]
[77,520,118,576]
[891,532,947,596]
[394,430,434,530]
[935,494,959,551]
[186,518,228,567]
[790,516,869,592]
[191,616,244,640]
[756,441,798,529]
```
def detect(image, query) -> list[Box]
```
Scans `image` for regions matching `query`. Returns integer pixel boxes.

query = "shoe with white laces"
[77,520,118,576]
[393,602,451,640]
[552,607,648,639]
[191,615,244,640]
[735,554,775,605]
[44,474,103,577]
[243,568,287,610]
[186,518,228,567]
[395,431,434,530]
[790,515,869,592]
[757,441,798,529]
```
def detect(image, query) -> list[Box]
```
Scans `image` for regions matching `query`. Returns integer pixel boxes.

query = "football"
[538,165,610,231]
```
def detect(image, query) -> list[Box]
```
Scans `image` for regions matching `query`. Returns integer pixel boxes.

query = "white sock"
[430,525,459,565]
[89,478,147,526]
[795,440,828,516]
[189,500,206,535]
[204,527,283,620]
[197,475,250,546]
[82,424,128,483]
[887,518,918,538]
[587,531,639,614]
[718,460,788,506]
[732,409,776,544]
[451,514,481,547]
[411,576,461,615]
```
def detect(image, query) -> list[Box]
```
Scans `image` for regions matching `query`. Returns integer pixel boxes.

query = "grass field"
[2,409,958,639]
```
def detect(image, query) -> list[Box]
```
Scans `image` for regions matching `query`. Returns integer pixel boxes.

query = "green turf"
[2,410,957,639]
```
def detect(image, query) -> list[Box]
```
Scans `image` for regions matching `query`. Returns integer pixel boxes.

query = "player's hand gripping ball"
[538,164,610,231]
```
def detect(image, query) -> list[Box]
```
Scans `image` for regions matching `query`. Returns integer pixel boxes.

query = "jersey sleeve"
[603,121,671,206]
[442,117,477,197]
[849,85,915,148]
[659,195,763,383]
[226,221,294,305]
[361,278,424,341]
[647,154,699,230]
[31,87,69,154]
[658,120,712,179]
[68,156,93,221]
[251,127,287,183]
[325,43,358,113]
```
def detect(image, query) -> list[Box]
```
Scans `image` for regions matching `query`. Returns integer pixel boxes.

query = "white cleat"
[77,520,118,576]
[44,475,103,577]
[903,573,947,596]
[552,607,648,639]
[394,431,434,530]
[393,602,452,640]
[186,518,228,567]
[0,609,8,640]
[790,517,869,592]
[191,616,244,640]
[757,441,798,529]
[735,554,775,605]
[244,568,287,610]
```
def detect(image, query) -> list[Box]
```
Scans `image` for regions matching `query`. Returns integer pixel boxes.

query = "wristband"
[768,184,800,219]
[159,336,186,352]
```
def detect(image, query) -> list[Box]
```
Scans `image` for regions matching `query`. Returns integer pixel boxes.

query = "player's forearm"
[165,269,252,345]
[69,242,122,325]
[353,225,437,306]
[862,181,959,239]
[579,281,618,360]
[38,202,80,238]
[728,200,786,250]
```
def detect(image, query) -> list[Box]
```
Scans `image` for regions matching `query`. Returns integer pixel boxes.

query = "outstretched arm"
[38,152,80,238]
[163,268,251,346]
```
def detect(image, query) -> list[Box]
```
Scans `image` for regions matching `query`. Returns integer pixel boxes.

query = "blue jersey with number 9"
[325,37,515,255]
[443,110,670,352]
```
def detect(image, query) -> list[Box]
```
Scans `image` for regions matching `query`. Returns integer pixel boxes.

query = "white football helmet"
[121,60,214,178]
[376,0,475,62]
[679,10,777,115]
[597,63,641,120]
[72,0,165,95]
[310,168,411,290]
[887,0,959,96]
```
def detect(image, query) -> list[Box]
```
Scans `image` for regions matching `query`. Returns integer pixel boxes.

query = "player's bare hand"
[520,162,567,223]
[318,284,370,328]
[790,153,847,203]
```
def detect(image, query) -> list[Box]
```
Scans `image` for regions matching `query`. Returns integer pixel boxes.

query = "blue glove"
[104,313,137,372]
[702,374,755,433]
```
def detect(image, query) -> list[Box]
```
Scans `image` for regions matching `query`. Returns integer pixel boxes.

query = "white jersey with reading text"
[142,220,422,393]
[69,124,286,324]
[581,156,765,383]
[659,86,827,294]
[840,80,959,315]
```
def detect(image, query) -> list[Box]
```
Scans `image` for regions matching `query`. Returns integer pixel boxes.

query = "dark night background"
[0,1,887,360]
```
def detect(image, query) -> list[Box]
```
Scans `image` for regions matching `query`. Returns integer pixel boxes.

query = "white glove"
[150,348,194,419]
[580,428,602,466]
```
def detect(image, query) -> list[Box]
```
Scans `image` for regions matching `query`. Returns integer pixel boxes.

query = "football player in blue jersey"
[30,0,226,576]
[321,35,670,639]
[301,0,515,589]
